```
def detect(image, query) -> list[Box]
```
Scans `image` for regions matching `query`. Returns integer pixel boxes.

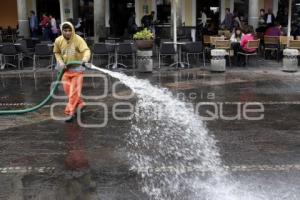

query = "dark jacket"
[128,15,137,34]
[264,13,276,25]
[222,13,233,30]
[141,14,153,28]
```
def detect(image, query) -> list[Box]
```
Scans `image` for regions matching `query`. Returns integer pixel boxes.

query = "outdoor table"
[106,43,127,69]
[164,41,189,68]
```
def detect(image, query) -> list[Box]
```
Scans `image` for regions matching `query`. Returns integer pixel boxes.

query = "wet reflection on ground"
[1,66,300,199]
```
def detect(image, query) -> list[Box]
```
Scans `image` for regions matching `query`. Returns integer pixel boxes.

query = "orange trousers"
[62,71,85,116]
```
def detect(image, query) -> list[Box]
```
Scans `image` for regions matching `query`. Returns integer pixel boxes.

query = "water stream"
[93,68,241,200]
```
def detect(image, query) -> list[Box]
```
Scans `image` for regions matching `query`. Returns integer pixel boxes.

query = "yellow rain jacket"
[53,21,90,71]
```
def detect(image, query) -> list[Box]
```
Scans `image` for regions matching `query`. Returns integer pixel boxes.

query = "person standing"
[238,26,256,66]
[230,27,244,64]
[256,9,267,33]
[39,13,50,40]
[221,8,233,31]
[29,10,38,37]
[128,12,138,38]
[264,9,276,26]
[200,10,207,28]
[258,9,266,27]
[141,11,155,31]
[53,22,91,122]
[49,15,58,41]
[75,18,84,37]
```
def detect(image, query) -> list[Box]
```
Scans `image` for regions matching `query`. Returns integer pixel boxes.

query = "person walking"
[49,15,58,41]
[39,13,50,40]
[29,10,38,37]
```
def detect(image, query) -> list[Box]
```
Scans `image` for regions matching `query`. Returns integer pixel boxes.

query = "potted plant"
[133,28,154,50]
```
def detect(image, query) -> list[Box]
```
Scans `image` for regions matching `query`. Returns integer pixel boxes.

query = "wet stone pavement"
[1,59,300,199]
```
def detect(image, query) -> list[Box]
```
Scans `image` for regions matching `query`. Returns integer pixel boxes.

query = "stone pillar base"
[282,49,299,72]
[137,50,153,72]
[211,49,226,72]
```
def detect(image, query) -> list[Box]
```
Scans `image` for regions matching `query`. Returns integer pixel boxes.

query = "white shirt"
[201,12,207,27]
[51,18,58,34]
[230,33,244,43]
[267,14,272,24]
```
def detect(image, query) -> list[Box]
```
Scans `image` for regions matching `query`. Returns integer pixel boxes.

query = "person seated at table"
[264,22,282,37]
[230,27,244,43]
[292,23,300,38]
[231,27,244,63]
[264,22,282,59]
[237,26,256,65]
[240,26,255,52]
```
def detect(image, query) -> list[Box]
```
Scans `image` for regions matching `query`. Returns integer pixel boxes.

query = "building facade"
[0,0,291,39]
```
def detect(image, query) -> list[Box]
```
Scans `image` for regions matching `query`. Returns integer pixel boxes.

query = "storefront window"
[234,0,248,19]
[157,0,171,24]
[277,0,300,36]
[78,0,94,36]
[277,0,290,27]
[109,0,135,37]
[36,0,60,21]
[292,0,300,25]
[196,0,220,29]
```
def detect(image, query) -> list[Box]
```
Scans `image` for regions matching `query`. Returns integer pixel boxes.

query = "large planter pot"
[135,40,153,50]
[282,49,299,72]
[137,50,153,72]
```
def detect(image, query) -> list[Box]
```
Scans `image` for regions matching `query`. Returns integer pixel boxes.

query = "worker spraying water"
[0,20,107,119]
[0,22,91,118]
[53,22,90,122]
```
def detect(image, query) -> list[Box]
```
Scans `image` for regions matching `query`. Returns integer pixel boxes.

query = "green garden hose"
[0,61,84,115]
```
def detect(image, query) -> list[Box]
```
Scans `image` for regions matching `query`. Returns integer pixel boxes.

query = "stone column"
[59,0,65,22]
[220,0,226,23]
[152,0,157,20]
[105,0,110,27]
[273,0,279,17]
[17,0,30,38]
[230,0,234,13]
[31,0,37,14]
[248,0,259,29]
[94,0,106,41]
[135,0,141,27]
